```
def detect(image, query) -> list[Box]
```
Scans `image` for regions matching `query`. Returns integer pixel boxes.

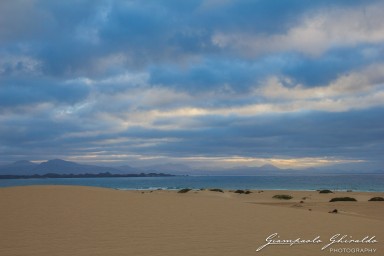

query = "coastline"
[1,174,383,192]
[1,185,383,256]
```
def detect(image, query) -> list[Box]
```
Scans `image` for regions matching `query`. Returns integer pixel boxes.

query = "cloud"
[212,2,384,57]
[168,155,365,170]
[149,58,259,92]
[2,0,382,79]
[124,108,384,161]
[0,0,52,42]
[281,46,384,87]
[0,0,383,170]
[0,54,42,76]
[0,77,90,111]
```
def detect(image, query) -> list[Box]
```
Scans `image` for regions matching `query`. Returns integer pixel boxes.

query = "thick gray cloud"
[0,77,90,110]
[114,108,384,158]
[0,0,383,170]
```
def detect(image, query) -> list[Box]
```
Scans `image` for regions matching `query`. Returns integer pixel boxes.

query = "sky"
[0,0,383,171]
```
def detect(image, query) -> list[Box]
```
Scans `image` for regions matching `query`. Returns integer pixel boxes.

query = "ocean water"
[0,174,383,192]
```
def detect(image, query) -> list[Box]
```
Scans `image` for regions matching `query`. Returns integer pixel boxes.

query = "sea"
[0,174,383,192]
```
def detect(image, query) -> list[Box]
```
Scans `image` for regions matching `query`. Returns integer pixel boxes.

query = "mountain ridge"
[0,159,382,176]
[0,159,123,175]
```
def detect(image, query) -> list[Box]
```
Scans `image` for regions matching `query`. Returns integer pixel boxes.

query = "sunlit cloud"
[212,2,384,56]
[65,153,366,171]
[129,155,365,170]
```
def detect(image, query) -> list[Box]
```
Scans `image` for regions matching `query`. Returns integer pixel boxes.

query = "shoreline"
[1,174,383,192]
[2,184,384,193]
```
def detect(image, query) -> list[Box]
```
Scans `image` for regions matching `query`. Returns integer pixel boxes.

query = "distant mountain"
[209,164,287,175]
[309,161,384,174]
[116,165,140,173]
[0,160,38,175]
[160,164,289,176]
[0,159,122,175]
[139,163,193,174]
[1,159,382,176]
[0,172,175,179]
[258,164,282,171]
[32,159,122,175]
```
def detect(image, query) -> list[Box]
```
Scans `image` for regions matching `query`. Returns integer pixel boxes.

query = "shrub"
[368,197,384,201]
[234,190,252,194]
[272,194,293,200]
[209,188,224,193]
[319,189,333,194]
[329,197,357,202]
[178,188,192,193]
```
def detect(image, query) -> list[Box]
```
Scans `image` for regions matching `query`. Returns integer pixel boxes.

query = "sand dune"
[0,186,383,256]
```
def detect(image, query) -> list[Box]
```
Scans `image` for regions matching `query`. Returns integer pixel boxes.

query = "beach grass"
[209,188,224,193]
[272,194,293,200]
[178,188,192,193]
[368,196,384,201]
[319,189,333,194]
[329,197,357,202]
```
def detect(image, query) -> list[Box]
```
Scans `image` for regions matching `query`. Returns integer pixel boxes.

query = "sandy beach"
[0,186,383,256]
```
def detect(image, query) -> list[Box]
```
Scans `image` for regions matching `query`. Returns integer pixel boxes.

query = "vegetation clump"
[329,197,357,202]
[178,188,192,193]
[272,194,293,200]
[209,188,224,193]
[319,189,333,194]
[234,190,252,194]
[368,197,384,201]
